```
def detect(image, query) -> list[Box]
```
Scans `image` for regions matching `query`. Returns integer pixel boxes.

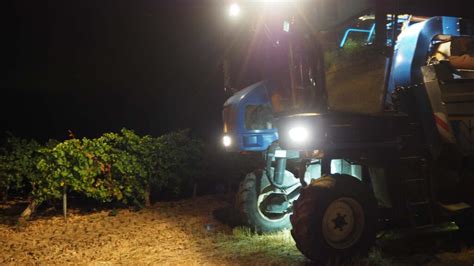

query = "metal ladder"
[402,161,434,228]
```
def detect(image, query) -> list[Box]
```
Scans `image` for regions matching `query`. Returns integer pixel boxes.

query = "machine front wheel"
[290,174,377,263]
[236,170,298,233]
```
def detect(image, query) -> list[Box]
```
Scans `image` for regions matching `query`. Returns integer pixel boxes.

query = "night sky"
[1,1,249,143]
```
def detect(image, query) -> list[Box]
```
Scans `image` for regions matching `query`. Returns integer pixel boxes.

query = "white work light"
[223,135,232,147]
[228,3,241,17]
[288,126,309,143]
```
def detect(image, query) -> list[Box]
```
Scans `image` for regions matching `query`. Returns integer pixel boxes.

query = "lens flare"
[289,127,309,143]
[228,3,240,17]
[223,135,232,147]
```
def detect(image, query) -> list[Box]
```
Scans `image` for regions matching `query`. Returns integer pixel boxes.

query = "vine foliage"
[0,129,203,220]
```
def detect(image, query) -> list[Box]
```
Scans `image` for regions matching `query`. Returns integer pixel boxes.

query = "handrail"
[339,24,376,48]
[339,15,410,48]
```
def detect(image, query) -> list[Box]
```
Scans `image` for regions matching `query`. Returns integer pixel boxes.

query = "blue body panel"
[389,17,460,93]
[389,17,461,154]
[223,81,278,152]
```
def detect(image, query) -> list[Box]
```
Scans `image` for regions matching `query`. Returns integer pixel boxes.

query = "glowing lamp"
[289,126,309,143]
[228,3,241,17]
[223,135,232,147]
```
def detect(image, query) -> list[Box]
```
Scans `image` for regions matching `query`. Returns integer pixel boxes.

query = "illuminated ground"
[0,195,473,265]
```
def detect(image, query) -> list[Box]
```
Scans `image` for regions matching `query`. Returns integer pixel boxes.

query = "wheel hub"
[257,185,299,222]
[261,192,290,214]
[322,197,365,249]
[332,213,348,231]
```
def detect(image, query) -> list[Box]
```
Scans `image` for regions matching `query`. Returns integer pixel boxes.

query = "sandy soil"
[0,196,235,265]
[1,195,474,265]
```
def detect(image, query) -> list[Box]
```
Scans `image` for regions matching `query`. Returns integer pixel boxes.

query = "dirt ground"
[1,195,474,265]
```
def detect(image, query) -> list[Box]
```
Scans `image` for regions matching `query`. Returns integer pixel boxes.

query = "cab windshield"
[230,11,327,115]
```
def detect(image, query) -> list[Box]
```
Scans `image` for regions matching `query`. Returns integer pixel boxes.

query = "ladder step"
[414,224,435,230]
[438,202,471,213]
[403,178,426,183]
[408,200,430,206]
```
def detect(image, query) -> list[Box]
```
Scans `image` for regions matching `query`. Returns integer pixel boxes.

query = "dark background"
[1,0,250,143]
[3,0,472,143]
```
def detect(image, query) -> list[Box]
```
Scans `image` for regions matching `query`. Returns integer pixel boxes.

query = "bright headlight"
[288,126,309,143]
[228,3,240,17]
[223,135,232,147]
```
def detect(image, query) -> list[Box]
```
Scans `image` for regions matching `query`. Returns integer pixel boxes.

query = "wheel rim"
[256,186,293,222]
[322,197,365,249]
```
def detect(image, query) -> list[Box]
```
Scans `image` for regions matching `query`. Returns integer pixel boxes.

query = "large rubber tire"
[236,170,295,233]
[290,174,377,263]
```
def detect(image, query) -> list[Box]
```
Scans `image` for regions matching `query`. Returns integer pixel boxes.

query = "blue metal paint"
[223,81,278,152]
[390,17,461,93]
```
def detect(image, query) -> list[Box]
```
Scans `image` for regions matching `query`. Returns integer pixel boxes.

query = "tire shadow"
[211,193,243,228]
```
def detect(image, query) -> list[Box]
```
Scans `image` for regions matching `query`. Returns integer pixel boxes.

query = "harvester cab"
[222,0,328,152]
